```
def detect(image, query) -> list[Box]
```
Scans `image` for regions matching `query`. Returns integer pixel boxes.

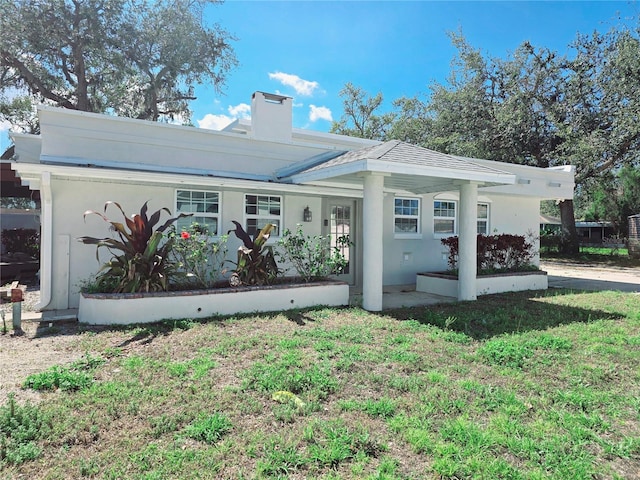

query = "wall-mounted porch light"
[303,206,312,222]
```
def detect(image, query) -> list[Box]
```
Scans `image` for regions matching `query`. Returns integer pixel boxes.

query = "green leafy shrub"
[276,224,349,282]
[227,221,279,286]
[0,395,49,465]
[441,233,538,274]
[79,201,190,293]
[23,354,105,391]
[1,228,40,258]
[168,222,229,289]
[23,367,93,392]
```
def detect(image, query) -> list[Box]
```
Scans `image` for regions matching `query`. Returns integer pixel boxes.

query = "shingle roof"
[298,140,510,176]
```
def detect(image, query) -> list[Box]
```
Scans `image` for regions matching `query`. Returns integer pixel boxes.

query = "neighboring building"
[575,221,615,246]
[10,91,575,312]
[540,214,562,235]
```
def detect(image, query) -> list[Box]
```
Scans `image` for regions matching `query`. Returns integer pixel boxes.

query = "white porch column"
[362,173,385,311]
[458,181,478,301]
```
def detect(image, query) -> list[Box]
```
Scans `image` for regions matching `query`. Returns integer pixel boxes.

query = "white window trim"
[243,193,283,239]
[433,199,457,238]
[175,189,221,237]
[393,196,422,239]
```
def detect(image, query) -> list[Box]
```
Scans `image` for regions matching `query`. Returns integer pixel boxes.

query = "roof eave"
[288,159,516,186]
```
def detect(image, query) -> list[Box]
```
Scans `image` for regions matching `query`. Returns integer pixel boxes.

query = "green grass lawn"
[2,289,639,479]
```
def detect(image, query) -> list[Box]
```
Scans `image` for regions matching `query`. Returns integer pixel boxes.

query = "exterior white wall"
[380,191,542,286]
[40,172,545,309]
[50,177,329,309]
[35,107,369,179]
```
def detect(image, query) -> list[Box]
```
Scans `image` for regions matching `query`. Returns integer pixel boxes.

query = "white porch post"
[458,181,478,301]
[362,173,384,311]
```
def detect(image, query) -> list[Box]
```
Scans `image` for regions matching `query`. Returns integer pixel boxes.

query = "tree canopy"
[332,23,640,251]
[0,0,237,133]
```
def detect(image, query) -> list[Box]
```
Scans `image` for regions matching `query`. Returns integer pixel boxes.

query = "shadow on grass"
[383,288,628,340]
[88,307,322,347]
[28,289,634,345]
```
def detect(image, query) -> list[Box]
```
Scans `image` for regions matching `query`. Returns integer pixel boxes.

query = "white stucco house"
[10,91,574,313]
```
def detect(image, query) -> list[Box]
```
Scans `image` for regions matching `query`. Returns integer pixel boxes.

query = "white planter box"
[416,271,548,297]
[79,280,349,325]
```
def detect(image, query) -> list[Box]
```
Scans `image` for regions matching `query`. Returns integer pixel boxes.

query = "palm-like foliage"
[79,201,190,293]
[227,221,279,286]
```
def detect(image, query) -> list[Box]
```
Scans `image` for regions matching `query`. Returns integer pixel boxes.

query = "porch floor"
[350,284,456,310]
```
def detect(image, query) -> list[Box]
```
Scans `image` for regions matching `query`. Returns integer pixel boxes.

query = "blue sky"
[192,0,638,133]
[1,1,637,152]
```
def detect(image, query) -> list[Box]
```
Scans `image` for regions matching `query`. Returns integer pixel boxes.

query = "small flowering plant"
[169,223,228,289]
[276,224,349,282]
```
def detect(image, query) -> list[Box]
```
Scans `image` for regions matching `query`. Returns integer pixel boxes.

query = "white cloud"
[197,113,234,131]
[268,72,319,96]
[309,105,333,123]
[197,102,252,131]
[228,103,251,117]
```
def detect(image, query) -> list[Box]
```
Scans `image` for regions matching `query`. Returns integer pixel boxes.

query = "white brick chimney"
[251,91,293,142]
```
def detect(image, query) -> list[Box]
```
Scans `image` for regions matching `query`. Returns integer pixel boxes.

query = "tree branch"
[0,50,77,110]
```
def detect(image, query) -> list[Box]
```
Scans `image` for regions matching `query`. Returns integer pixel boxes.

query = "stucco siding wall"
[380,191,541,286]
[49,178,329,309]
[38,109,330,177]
[52,179,176,309]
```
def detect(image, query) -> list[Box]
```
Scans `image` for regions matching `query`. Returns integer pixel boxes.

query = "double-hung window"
[176,190,220,235]
[245,194,282,237]
[394,197,421,236]
[477,203,490,234]
[433,200,491,236]
[434,200,456,235]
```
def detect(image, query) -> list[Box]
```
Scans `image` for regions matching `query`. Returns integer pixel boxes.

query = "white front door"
[326,201,356,285]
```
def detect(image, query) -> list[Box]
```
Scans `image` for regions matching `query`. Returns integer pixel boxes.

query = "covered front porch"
[285,140,519,311]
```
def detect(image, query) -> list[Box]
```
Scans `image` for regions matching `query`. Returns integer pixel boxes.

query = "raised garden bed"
[416,270,548,298]
[78,279,349,325]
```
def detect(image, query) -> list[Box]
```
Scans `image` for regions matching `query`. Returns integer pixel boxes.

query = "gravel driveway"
[541,260,640,293]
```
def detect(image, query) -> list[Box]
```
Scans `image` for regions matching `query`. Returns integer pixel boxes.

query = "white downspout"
[35,171,52,311]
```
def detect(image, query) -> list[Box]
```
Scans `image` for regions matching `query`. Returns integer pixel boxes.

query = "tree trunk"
[559,199,580,254]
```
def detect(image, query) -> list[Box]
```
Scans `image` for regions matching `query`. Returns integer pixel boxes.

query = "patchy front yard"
[1,289,639,479]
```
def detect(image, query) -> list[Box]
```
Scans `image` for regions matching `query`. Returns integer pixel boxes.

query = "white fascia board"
[10,132,43,163]
[457,156,575,199]
[10,162,362,197]
[365,159,516,185]
[40,155,273,182]
[37,105,371,157]
[288,160,371,183]
[289,158,515,186]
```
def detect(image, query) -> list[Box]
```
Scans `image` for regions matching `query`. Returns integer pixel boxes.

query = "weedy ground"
[1,288,639,479]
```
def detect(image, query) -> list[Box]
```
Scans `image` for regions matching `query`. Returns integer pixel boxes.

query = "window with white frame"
[477,203,490,234]
[434,200,456,235]
[245,194,282,237]
[394,197,421,235]
[176,190,220,235]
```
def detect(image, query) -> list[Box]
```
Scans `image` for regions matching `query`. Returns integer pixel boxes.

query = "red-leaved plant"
[79,201,190,293]
[441,233,537,274]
